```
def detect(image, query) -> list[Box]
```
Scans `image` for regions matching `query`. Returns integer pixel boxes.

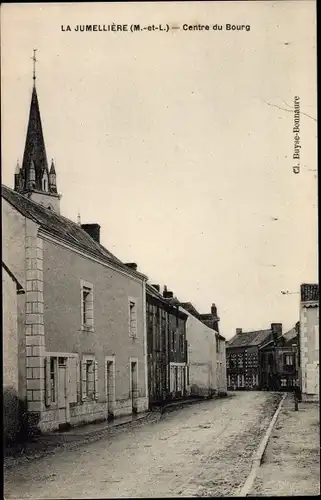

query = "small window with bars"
[80,280,94,330]
[129,300,137,337]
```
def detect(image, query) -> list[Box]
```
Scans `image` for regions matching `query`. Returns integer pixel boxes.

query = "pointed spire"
[77,212,81,226]
[49,159,56,174]
[21,83,48,190]
[15,160,20,174]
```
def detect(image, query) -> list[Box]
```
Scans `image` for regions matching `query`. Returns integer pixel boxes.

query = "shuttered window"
[81,357,99,401]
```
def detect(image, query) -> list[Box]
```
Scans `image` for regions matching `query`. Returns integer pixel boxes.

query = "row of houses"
[3,76,227,444]
[226,284,319,401]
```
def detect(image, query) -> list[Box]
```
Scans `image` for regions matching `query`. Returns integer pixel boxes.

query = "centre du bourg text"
[61,23,251,33]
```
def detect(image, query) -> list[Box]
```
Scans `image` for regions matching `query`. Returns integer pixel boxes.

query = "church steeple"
[14,50,61,213]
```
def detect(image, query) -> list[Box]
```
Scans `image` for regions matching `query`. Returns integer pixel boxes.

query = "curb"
[4,410,159,469]
[160,398,205,414]
[234,393,287,497]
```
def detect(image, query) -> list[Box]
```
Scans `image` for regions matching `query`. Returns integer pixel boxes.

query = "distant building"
[299,284,319,401]
[259,324,299,391]
[179,302,227,397]
[226,325,279,390]
[146,284,188,405]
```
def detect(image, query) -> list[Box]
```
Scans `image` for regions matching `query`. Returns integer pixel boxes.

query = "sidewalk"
[4,410,160,469]
[249,394,320,496]
[4,397,205,468]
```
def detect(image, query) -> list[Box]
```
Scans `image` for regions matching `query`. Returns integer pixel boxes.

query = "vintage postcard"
[2,1,318,498]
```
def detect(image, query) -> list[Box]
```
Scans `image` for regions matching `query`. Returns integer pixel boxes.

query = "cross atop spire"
[31,49,37,84]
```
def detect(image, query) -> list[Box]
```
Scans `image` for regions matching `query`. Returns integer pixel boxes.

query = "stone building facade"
[2,263,25,443]
[259,324,299,391]
[299,284,319,401]
[146,284,188,405]
[2,75,149,435]
[226,325,279,390]
[180,302,227,398]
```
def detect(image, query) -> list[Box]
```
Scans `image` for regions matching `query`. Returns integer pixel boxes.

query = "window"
[80,280,94,330]
[86,361,95,398]
[238,355,243,368]
[186,365,190,385]
[129,300,137,337]
[171,329,175,350]
[81,356,98,401]
[285,354,293,366]
[50,357,57,403]
[216,339,219,354]
[161,314,167,348]
[179,334,184,353]
[82,287,91,324]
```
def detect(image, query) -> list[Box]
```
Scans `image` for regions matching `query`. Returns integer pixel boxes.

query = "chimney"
[151,284,160,292]
[271,323,282,345]
[163,286,174,299]
[125,263,138,271]
[236,328,242,335]
[81,223,101,243]
[211,303,218,316]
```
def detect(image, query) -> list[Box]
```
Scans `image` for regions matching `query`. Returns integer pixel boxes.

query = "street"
[5,392,281,499]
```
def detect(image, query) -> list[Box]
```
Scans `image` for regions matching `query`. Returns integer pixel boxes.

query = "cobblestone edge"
[4,410,162,470]
[234,393,287,497]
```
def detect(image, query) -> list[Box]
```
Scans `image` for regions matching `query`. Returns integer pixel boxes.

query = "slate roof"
[146,284,188,319]
[2,185,147,280]
[283,326,298,343]
[300,283,319,303]
[179,302,225,340]
[259,325,298,350]
[227,328,272,348]
[180,302,201,319]
[19,85,54,193]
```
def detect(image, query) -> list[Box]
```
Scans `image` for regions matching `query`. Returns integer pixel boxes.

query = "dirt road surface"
[5,392,281,499]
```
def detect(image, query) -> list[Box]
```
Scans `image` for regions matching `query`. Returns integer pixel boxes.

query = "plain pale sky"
[1,2,318,339]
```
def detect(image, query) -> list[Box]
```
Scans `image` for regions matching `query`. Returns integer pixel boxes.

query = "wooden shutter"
[68,357,78,404]
[76,357,80,403]
[94,360,99,401]
[81,359,87,401]
[45,356,51,407]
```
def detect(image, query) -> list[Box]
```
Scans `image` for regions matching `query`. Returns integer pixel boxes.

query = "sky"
[1,2,318,339]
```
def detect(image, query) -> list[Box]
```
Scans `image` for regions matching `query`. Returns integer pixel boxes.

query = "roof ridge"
[2,185,147,280]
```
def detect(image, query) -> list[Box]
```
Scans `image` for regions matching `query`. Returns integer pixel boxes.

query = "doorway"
[58,357,68,427]
[106,360,115,421]
[130,361,138,414]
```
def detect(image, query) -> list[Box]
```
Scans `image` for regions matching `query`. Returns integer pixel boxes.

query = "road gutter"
[234,392,287,497]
